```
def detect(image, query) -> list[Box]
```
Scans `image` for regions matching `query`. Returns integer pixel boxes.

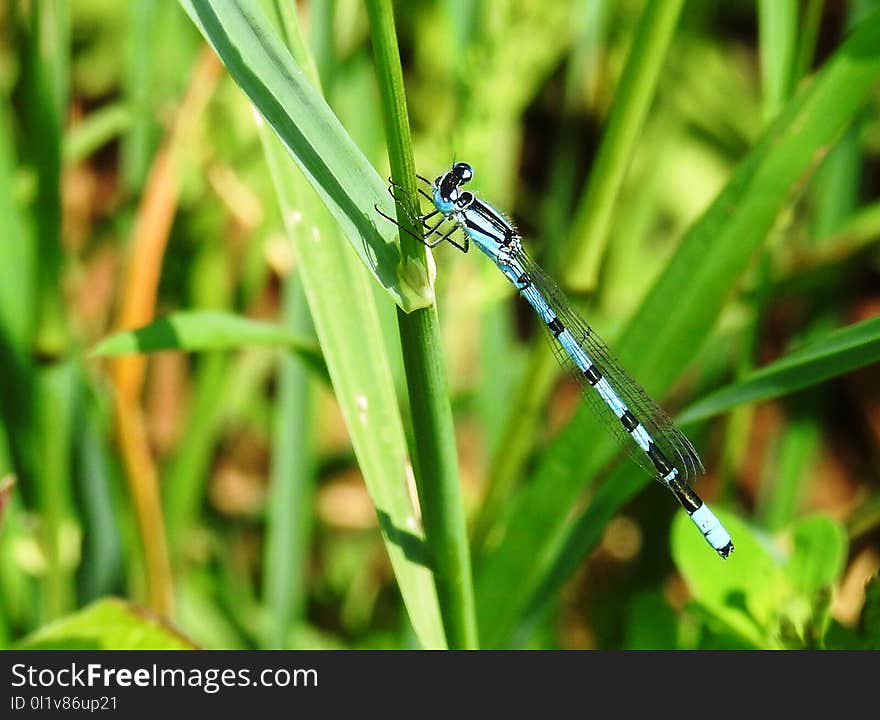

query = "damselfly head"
[437,162,473,202]
[452,162,473,184]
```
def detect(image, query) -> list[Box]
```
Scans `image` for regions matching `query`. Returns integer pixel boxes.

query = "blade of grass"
[757,403,821,530]
[74,380,124,602]
[767,201,880,297]
[523,461,646,627]
[307,0,335,89]
[759,0,798,123]
[164,348,276,543]
[23,0,74,622]
[179,0,434,312]
[259,126,446,648]
[365,0,478,649]
[161,238,236,548]
[91,310,328,381]
[122,0,158,191]
[471,342,557,553]
[252,1,446,648]
[263,275,315,649]
[26,0,68,355]
[33,361,76,619]
[476,10,880,646]
[255,11,319,644]
[63,102,132,165]
[0,84,38,496]
[811,124,861,241]
[793,0,825,81]
[560,0,685,290]
[0,101,34,352]
[740,0,801,515]
[678,315,880,424]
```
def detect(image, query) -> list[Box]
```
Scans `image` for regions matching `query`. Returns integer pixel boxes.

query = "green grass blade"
[249,2,446,646]
[757,404,821,531]
[25,0,69,354]
[613,11,880,396]
[679,316,880,424]
[263,276,315,649]
[33,361,76,620]
[0,87,38,492]
[793,0,825,82]
[122,0,158,191]
[759,0,798,122]
[178,0,433,312]
[522,462,646,627]
[74,382,124,603]
[259,128,445,647]
[64,102,132,165]
[476,10,880,646]
[365,0,477,649]
[164,349,276,544]
[562,0,685,289]
[0,100,34,352]
[90,310,328,382]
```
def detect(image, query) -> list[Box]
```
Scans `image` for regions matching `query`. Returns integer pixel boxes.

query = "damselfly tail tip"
[717,541,734,559]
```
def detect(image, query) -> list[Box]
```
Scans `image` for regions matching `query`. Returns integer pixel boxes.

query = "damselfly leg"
[375,177,470,253]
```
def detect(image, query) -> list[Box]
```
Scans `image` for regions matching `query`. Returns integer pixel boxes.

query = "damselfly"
[377,162,733,558]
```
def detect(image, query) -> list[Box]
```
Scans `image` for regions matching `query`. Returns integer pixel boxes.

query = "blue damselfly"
[378,162,733,558]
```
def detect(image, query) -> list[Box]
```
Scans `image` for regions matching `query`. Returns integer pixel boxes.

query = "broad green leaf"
[786,515,847,597]
[672,510,784,648]
[178,0,433,312]
[14,598,195,650]
[679,316,880,424]
[475,9,880,647]
[90,310,328,383]
[673,513,848,648]
[781,515,847,644]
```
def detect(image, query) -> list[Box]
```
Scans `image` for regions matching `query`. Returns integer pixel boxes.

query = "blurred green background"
[1,0,879,650]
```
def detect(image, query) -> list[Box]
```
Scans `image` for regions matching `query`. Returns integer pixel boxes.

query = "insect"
[377,161,733,558]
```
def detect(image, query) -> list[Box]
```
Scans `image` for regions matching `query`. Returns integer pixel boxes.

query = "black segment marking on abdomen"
[620,410,638,433]
[547,317,565,338]
[647,442,674,477]
[583,365,601,386]
[667,475,702,514]
[517,273,531,290]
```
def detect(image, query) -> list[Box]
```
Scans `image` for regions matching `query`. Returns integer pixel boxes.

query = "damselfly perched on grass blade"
[377,161,734,558]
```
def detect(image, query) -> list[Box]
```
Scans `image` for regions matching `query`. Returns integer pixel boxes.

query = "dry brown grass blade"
[0,474,16,527]
[110,47,222,617]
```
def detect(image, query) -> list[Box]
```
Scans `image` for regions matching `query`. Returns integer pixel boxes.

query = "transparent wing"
[512,248,704,485]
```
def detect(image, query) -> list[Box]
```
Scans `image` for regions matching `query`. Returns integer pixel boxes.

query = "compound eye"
[454,162,473,183]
